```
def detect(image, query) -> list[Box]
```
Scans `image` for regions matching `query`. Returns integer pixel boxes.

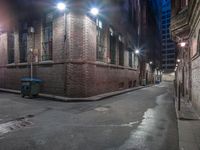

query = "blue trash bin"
[21,78,42,98]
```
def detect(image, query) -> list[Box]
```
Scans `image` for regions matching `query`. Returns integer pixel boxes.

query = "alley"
[0,82,178,150]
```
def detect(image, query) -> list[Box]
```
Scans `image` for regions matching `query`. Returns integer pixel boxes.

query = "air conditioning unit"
[28,27,35,34]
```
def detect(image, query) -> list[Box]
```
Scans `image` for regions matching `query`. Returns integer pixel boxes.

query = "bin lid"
[21,77,42,83]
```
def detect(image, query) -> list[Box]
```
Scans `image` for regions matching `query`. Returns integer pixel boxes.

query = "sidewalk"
[0,85,152,102]
[175,96,200,150]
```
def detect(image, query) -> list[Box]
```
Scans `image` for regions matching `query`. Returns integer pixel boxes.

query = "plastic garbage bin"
[21,78,42,98]
[142,79,146,86]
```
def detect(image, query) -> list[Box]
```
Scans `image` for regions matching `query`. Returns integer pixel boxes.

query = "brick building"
[171,0,200,112]
[0,0,158,98]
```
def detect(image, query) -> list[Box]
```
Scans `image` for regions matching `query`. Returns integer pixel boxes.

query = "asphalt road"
[0,82,179,150]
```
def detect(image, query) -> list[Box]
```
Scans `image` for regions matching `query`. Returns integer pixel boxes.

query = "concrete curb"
[0,85,153,102]
[174,96,200,150]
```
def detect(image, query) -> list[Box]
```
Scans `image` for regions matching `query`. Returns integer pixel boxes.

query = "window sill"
[39,60,54,65]
[6,63,16,68]
[18,62,28,66]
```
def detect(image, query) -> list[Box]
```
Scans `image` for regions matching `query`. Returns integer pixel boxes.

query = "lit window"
[109,27,114,36]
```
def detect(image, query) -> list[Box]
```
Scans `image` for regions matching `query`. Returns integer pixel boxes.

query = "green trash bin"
[142,79,146,86]
[21,78,42,98]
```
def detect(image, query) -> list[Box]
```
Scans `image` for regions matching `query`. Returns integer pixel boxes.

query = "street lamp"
[180,42,186,47]
[177,59,181,63]
[90,7,99,16]
[149,61,153,65]
[57,2,66,11]
[135,49,140,54]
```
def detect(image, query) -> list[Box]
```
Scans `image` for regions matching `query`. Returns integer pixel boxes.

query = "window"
[96,19,104,61]
[128,0,133,23]
[181,0,189,8]
[167,66,174,69]
[118,40,124,66]
[19,22,28,63]
[129,50,133,67]
[167,55,175,58]
[42,12,53,61]
[134,54,139,69]
[195,29,200,57]
[8,32,15,64]
[110,28,116,64]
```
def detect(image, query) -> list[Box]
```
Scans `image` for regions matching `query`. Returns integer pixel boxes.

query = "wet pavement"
[0,82,178,150]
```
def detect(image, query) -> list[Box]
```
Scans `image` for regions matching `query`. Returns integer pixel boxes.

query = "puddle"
[95,107,109,112]
[0,116,33,137]
[119,93,170,150]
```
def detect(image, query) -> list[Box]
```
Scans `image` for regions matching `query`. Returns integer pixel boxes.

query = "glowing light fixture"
[57,2,66,11]
[135,49,140,54]
[90,8,99,16]
[180,42,186,47]
[149,61,153,65]
[177,59,181,63]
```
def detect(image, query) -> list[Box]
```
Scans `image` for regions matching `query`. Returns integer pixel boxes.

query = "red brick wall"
[0,7,141,98]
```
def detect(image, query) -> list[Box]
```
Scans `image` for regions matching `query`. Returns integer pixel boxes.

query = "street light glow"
[57,2,66,11]
[177,59,181,63]
[180,42,186,47]
[135,49,140,54]
[150,61,153,65]
[90,8,99,16]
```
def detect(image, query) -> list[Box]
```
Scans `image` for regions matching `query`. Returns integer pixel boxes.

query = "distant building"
[0,0,159,98]
[161,0,176,72]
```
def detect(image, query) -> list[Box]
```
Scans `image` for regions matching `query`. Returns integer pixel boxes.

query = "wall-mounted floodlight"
[180,42,186,47]
[90,8,99,16]
[135,49,140,54]
[57,2,66,11]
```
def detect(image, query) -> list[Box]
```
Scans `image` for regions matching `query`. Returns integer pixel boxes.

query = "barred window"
[96,19,104,61]
[42,12,53,61]
[19,22,28,63]
[8,33,15,64]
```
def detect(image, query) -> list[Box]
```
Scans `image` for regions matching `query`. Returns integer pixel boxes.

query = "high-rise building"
[161,0,176,72]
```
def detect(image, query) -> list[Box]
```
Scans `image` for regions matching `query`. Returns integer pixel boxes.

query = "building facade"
[0,0,158,98]
[171,0,200,112]
[162,0,176,72]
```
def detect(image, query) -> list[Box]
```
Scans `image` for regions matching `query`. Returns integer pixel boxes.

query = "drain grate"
[0,117,32,136]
